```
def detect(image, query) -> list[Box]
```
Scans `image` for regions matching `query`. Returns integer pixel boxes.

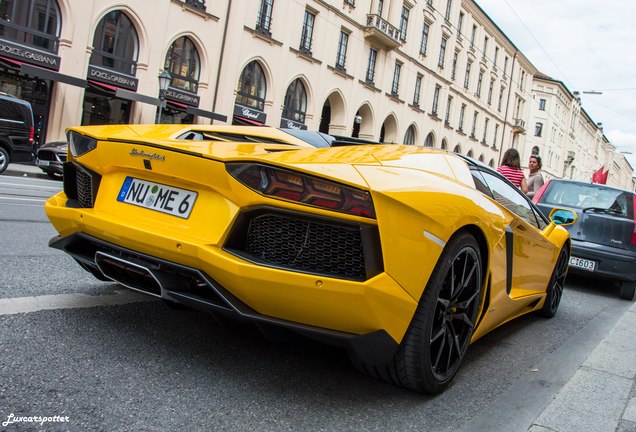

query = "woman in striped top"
[497,148,528,193]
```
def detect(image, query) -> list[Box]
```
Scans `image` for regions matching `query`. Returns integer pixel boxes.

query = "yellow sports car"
[45,124,576,394]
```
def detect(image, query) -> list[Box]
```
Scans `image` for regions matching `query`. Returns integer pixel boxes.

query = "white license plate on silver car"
[117,177,197,219]
[569,256,596,272]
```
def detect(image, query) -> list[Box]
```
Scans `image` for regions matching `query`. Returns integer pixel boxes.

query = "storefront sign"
[279,118,307,130]
[87,65,138,91]
[165,88,200,107]
[0,38,60,71]
[233,104,267,124]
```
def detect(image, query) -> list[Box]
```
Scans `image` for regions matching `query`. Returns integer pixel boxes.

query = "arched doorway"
[424,132,434,147]
[404,125,416,145]
[380,114,397,143]
[0,0,62,145]
[83,10,139,125]
[281,78,308,129]
[161,36,201,124]
[233,60,267,125]
[319,100,330,134]
[319,91,345,135]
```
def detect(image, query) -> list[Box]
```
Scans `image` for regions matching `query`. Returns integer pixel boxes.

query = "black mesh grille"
[76,165,94,208]
[243,213,367,280]
[64,162,100,209]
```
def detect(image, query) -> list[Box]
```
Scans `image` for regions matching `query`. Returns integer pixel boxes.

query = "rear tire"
[539,246,569,317]
[619,280,635,301]
[350,232,483,394]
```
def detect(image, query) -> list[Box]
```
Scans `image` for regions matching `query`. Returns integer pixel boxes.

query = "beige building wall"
[10,0,629,185]
[42,0,226,141]
[31,0,538,170]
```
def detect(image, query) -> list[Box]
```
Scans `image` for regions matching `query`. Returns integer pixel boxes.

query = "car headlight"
[67,131,97,157]
[227,163,376,218]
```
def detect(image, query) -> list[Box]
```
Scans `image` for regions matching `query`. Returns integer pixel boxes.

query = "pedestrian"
[526,154,545,198]
[497,148,528,193]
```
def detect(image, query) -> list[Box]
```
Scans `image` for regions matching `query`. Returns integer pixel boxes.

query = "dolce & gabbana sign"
[0,38,60,71]
[164,88,200,107]
[233,104,266,124]
[87,65,138,91]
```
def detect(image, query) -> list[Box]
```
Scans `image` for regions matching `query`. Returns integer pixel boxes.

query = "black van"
[0,93,35,174]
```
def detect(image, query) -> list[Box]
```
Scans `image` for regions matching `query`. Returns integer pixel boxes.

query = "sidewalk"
[2,162,49,180]
[528,300,636,432]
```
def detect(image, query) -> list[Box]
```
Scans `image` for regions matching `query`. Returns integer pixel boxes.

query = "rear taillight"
[532,179,550,204]
[28,126,34,144]
[631,196,636,244]
[227,163,376,218]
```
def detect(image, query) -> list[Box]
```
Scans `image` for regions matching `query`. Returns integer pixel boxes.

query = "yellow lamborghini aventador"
[45,124,576,394]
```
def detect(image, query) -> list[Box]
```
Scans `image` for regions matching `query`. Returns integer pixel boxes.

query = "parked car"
[534,179,636,300]
[35,140,67,179]
[0,92,35,174]
[45,124,575,394]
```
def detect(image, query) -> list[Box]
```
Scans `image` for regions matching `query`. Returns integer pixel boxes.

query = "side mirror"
[549,208,577,226]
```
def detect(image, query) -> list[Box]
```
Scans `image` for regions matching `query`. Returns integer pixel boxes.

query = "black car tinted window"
[0,99,28,123]
[542,182,634,219]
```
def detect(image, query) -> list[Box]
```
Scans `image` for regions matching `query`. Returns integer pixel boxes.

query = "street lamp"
[156,69,172,124]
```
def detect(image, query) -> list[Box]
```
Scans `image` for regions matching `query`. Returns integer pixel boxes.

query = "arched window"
[91,10,139,75]
[236,61,266,111]
[478,154,485,162]
[488,158,495,168]
[424,132,434,147]
[453,144,461,153]
[0,0,61,52]
[282,79,307,123]
[467,149,474,158]
[404,125,415,145]
[165,36,200,93]
[441,139,448,150]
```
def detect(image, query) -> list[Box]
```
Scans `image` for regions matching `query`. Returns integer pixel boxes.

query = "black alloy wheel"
[539,247,569,318]
[396,232,483,394]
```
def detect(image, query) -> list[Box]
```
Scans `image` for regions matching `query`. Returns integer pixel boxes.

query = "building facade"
[0,0,631,184]
[526,75,634,189]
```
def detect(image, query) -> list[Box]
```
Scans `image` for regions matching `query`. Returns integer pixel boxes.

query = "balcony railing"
[512,118,526,134]
[364,14,401,50]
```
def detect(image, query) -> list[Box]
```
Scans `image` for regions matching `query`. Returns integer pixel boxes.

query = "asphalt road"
[0,174,631,431]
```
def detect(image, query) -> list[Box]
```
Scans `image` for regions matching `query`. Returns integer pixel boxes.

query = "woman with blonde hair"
[497,148,528,193]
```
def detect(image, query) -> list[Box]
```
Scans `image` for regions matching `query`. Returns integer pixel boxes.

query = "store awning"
[233,116,264,126]
[167,100,189,108]
[21,62,87,88]
[188,107,227,122]
[0,56,86,88]
[87,80,161,106]
[88,79,119,92]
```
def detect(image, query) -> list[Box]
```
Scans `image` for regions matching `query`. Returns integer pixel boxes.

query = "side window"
[479,170,541,228]
[0,100,26,123]
[470,168,493,198]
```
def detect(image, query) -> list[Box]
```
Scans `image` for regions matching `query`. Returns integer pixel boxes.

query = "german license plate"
[569,256,595,272]
[117,177,197,219]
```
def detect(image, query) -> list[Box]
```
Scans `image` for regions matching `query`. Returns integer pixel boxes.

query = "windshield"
[543,182,634,219]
